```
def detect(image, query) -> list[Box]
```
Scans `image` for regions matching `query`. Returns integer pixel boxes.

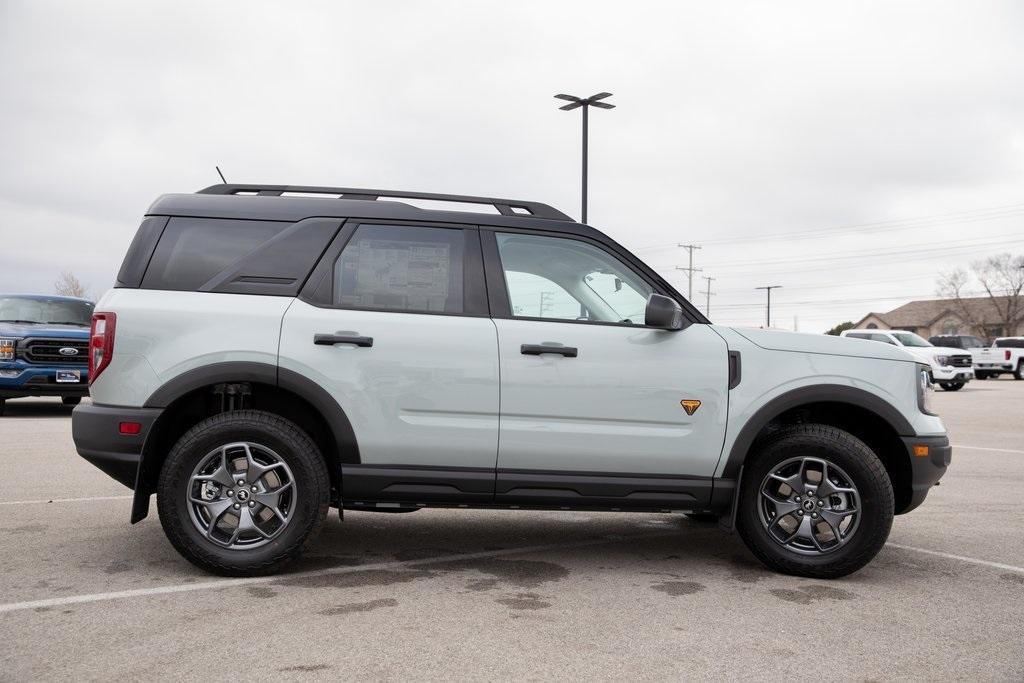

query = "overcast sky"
[1,1,1022,330]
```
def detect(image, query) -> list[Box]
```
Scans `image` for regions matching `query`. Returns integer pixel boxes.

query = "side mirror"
[645,294,687,330]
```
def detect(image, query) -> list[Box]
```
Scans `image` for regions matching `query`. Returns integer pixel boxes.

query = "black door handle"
[314,334,374,347]
[521,343,577,358]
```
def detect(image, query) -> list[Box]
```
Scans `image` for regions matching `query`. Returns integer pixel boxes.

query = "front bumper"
[930,366,973,382]
[900,435,951,513]
[0,362,89,399]
[72,403,161,489]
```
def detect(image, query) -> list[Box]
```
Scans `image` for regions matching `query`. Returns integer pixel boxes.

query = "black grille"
[950,355,972,368]
[22,338,89,365]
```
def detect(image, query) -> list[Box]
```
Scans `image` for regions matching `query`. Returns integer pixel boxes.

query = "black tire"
[939,381,964,391]
[974,371,989,380]
[62,396,81,406]
[157,410,330,576]
[736,424,894,579]
[0,398,5,416]
[1015,361,1023,381]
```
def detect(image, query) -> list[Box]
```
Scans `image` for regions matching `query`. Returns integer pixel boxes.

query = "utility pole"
[675,244,702,300]
[699,275,715,317]
[755,285,782,328]
[554,93,615,223]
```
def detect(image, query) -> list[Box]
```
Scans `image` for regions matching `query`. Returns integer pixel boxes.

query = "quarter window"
[332,225,465,314]
[495,233,653,325]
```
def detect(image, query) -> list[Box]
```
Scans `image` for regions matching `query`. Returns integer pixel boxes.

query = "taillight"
[1007,350,1013,361]
[88,312,116,385]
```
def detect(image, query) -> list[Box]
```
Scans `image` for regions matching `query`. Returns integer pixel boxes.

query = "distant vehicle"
[974,337,1024,380]
[841,329,973,391]
[929,334,991,378]
[0,294,93,415]
[73,183,951,579]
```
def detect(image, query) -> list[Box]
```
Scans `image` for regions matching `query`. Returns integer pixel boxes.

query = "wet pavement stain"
[3,524,48,535]
[466,578,501,592]
[278,664,332,673]
[320,598,398,616]
[247,586,278,599]
[393,547,457,562]
[104,560,133,574]
[769,584,856,605]
[276,568,432,590]
[1000,572,1024,585]
[417,557,570,589]
[496,592,552,610]
[652,580,705,596]
[293,555,365,571]
[727,555,768,584]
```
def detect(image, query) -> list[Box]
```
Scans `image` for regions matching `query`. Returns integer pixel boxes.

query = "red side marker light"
[119,422,142,435]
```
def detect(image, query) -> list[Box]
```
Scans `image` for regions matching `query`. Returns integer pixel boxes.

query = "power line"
[674,244,702,300]
[631,200,1024,253]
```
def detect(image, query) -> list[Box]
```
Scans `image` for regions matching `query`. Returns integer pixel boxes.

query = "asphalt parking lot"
[1,379,1022,681]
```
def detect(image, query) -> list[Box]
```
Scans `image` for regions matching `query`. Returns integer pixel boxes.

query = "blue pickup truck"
[0,294,94,415]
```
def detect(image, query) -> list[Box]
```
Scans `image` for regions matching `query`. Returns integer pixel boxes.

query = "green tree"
[825,321,855,336]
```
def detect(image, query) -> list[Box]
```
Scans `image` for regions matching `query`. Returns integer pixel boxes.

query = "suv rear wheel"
[157,410,330,576]
[736,424,893,579]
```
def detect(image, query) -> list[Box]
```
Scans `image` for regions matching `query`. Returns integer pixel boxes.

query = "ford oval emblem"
[59,347,79,356]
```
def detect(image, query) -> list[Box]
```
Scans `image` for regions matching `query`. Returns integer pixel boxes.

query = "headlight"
[0,338,15,361]
[935,355,949,366]
[917,365,935,415]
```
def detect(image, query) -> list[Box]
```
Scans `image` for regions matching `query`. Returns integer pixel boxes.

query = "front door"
[484,230,729,509]
[279,222,499,504]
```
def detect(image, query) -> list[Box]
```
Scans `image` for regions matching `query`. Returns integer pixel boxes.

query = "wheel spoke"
[193,446,236,487]
[818,462,856,498]
[243,443,284,484]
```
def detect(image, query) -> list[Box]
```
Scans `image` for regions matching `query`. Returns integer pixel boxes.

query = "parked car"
[841,329,973,391]
[0,294,93,415]
[73,183,951,579]
[974,337,1024,380]
[929,334,992,378]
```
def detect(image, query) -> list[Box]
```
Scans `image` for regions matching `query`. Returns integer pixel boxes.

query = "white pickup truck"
[973,337,1024,380]
[841,329,974,390]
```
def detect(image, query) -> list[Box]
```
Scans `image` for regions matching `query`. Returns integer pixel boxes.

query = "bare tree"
[938,253,1024,337]
[54,270,89,299]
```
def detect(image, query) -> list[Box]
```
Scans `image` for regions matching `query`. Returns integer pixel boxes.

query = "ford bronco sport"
[72,184,951,578]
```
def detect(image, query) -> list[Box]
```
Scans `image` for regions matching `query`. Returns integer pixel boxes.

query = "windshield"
[0,296,94,326]
[891,331,933,348]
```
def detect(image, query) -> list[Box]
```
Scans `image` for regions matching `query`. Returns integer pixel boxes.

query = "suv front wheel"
[157,410,330,576]
[736,424,894,579]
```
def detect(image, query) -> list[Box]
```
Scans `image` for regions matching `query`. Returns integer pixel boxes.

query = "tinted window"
[332,225,465,314]
[143,218,290,291]
[996,338,1024,348]
[495,233,653,325]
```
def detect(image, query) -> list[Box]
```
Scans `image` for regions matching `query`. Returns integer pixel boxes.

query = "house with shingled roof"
[854,295,1022,340]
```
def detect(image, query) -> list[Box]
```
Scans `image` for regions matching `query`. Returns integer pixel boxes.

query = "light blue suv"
[0,294,93,414]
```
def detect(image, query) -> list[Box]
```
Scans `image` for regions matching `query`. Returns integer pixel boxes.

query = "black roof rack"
[197,184,574,222]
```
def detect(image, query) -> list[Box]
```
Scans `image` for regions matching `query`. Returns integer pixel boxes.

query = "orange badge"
[680,399,701,416]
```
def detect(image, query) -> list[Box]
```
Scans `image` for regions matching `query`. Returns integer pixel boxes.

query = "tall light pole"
[555,92,614,223]
[755,286,782,328]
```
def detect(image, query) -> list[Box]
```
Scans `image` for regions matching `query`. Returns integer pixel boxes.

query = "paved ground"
[1,378,1022,681]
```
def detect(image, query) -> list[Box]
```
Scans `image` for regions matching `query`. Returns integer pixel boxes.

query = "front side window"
[891,331,932,347]
[333,225,465,314]
[495,233,653,325]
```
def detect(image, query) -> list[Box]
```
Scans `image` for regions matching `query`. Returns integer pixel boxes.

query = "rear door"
[482,229,729,509]
[279,221,499,504]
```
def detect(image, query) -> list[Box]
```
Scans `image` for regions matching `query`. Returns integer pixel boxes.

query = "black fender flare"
[719,383,915,480]
[132,361,358,522]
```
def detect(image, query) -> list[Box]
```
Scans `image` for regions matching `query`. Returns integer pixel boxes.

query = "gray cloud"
[1,0,1022,328]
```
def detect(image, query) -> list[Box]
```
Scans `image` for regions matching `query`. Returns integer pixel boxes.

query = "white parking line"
[953,444,1024,454]
[0,531,676,615]
[0,495,132,506]
[886,542,1024,575]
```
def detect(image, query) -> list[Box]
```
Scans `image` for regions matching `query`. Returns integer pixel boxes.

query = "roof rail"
[197,184,574,221]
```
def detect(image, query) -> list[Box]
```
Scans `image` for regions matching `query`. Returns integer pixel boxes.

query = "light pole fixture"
[554,92,615,223]
[755,285,782,328]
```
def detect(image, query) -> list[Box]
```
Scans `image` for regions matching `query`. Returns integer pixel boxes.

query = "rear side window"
[332,225,465,314]
[142,218,290,291]
[996,339,1024,348]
